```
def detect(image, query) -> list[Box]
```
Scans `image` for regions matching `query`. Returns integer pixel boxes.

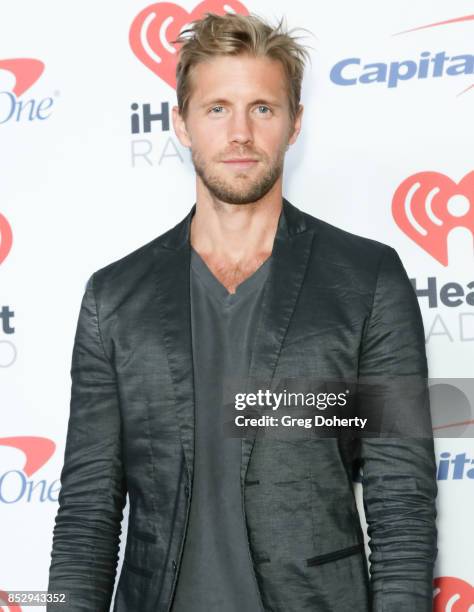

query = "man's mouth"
[221,158,259,169]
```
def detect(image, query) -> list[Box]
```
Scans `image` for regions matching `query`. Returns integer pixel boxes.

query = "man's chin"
[199,177,265,205]
[195,162,282,205]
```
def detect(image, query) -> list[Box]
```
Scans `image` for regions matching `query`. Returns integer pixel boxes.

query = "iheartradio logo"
[392,171,474,266]
[129,0,249,90]
[433,576,474,611]
[0,590,22,611]
[0,213,13,265]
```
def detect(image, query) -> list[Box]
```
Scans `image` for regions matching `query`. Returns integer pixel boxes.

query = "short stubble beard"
[191,145,286,205]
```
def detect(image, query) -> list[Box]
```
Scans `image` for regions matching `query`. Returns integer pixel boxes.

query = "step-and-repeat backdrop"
[1,1,473,610]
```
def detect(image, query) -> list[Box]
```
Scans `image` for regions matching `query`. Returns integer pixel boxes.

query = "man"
[48,12,438,612]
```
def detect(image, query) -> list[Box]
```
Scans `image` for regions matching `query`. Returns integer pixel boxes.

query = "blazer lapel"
[240,199,318,487]
[154,207,196,481]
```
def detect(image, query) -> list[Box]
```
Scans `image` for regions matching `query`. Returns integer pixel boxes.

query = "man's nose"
[227,109,253,144]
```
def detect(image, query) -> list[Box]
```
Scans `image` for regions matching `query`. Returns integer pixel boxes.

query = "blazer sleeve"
[47,274,127,611]
[357,246,438,612]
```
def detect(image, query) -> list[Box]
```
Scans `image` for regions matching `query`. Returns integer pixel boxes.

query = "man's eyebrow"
[199,98,282,108]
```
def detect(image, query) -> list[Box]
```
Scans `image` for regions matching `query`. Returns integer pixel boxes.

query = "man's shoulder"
[87,218,182,295]
[301,208,394,269]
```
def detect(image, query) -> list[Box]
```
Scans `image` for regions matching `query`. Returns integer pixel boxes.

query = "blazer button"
[172,560,177,572]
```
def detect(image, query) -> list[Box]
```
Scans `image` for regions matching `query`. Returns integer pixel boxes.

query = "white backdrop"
[1,1,473,610]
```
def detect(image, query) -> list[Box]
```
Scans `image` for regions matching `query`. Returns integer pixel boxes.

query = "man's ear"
[172,105,192,148]
[288,104,304,146]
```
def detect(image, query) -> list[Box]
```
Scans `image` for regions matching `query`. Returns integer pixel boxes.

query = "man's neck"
[189,187,282,293]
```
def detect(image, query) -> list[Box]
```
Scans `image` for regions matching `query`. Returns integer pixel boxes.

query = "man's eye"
[210,105,224,114]
[256,105,271,114]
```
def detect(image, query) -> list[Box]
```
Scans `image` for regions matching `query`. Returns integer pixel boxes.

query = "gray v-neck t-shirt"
[170,247,271,612]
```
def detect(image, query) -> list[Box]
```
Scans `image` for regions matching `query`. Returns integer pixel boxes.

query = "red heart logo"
[433,576,474,611]
[0,590,22,612]
[0,213,13,265]
[129,0,249,90]
[392,171,474,266]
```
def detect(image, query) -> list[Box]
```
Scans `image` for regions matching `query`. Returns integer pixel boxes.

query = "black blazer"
[48,199,438,611]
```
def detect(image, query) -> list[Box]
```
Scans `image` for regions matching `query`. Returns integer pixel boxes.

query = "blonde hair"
[172,12,312,121]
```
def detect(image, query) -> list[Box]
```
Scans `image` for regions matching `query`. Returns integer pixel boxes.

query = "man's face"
[172,53,303,205]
